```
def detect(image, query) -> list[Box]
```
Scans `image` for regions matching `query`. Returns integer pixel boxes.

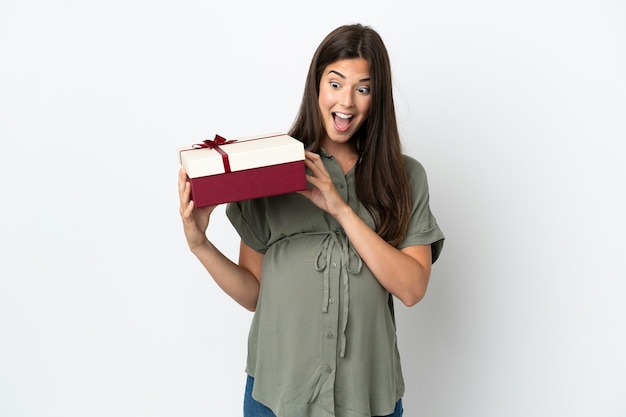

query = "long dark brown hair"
[289,24,411,246]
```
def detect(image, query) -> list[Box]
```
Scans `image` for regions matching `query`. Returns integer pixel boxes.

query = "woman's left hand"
[298,151,349,217]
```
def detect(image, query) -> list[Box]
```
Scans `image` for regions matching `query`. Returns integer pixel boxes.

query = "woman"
[178,23,444,417]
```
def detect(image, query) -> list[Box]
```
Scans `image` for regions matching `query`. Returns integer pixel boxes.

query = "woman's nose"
[339,89,355,107]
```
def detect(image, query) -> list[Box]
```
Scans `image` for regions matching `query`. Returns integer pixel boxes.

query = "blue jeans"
[244,375,403,417]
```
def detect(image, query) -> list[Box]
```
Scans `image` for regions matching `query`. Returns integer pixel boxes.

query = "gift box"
[178,133,308,207]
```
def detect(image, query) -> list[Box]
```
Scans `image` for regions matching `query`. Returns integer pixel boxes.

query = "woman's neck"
[320,140,358,175]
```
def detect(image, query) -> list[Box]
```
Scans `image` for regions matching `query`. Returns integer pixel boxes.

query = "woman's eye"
[358,86,371,94]
[330,81,340,89]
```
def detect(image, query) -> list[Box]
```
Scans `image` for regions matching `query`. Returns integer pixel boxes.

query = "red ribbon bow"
[193,134,237,149]
[192,134,237,173]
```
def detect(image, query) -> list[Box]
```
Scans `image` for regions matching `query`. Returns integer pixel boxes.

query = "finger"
[305,173,323,188]
[178,168,184,192]
[184,199,195,218]
[304,156,329,179]
[306,176,332,195]
[303,158,317,173]
[180,197,195,221]
[304,150,321,160]
[178,166,190,199]
[178,177,188,203]
[179,179,193,212]
[304,152,324,168]
[179,164,185,176]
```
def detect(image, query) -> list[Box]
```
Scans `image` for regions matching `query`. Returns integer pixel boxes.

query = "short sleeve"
[226,199,270,254]
[397,155,445,263]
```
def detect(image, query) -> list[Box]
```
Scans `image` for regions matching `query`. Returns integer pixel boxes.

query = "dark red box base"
[188,160,307,207]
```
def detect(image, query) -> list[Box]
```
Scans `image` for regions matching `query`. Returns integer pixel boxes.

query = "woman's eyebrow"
[328,70,346,78]
[328,70,370,82]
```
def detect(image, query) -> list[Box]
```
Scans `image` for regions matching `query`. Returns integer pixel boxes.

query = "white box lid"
[179,133,304,178]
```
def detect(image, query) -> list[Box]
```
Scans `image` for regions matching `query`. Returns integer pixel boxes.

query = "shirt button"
[326,366,333,373]
[327,331,334,339]
[328,298,335,304]
[331,262,337,268]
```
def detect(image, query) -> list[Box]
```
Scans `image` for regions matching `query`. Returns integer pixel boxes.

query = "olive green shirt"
[226,150,444,417]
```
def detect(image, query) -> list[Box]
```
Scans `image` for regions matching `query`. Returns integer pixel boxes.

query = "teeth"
[335,112,353,119]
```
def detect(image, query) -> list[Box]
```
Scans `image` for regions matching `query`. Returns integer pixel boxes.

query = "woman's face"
[318,58,371,148]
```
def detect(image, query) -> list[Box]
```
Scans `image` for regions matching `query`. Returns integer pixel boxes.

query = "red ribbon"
[193,134,237,173]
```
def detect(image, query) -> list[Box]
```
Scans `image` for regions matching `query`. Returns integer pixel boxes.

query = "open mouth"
[333,112,353,133]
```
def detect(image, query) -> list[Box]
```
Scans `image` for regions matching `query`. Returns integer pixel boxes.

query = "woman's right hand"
[178,166,217,251]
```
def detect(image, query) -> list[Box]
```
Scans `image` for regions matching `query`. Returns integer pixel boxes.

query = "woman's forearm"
[334,206,432,307]
[190,239,260,311]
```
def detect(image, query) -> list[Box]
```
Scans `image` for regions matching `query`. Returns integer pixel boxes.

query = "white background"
[1,1,625,416]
